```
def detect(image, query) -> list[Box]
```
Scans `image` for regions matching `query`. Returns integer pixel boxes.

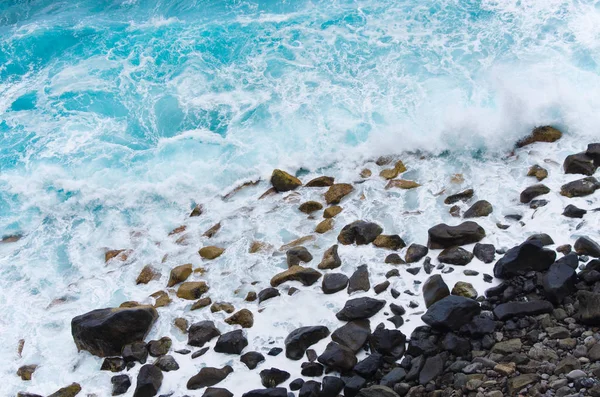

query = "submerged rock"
[427,222,485,249]
[271,169,302,192]
[71,306,158,357]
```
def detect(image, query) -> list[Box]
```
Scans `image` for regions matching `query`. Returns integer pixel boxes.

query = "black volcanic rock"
[214,330,247,355]
[187,366,233,389]
[337,221,383,245]
[422,275,449,308]
[493,300,553,321]
[188,321,220,347]
[317,342,357,372]
[322,273,349,294]
[421,295,481,331]
[336,297,386,321]
[134,364,163,397]
[438,247,474,266]
[493,240,556,279]
[285,326,330,360]
[427,222,485,249]
[331,320,371,352]
[71,306,158,357]
[543,262,577,304]
[520,184,550,203]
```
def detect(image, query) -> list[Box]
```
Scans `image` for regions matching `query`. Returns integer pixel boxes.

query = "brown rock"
[318,245,342,270]
[385,179,420,190]
[305,176,334,187]
[150,291,171,308]
[516,126,562,147]
[299,201,323,214]
[105,249,128,263]
[167,264,193,287]
[271,169,302,192]
[199,246,225,259]
[190,204,203,217]
[360,169,372,178]
[211,302,235,314]
[249,241,271,254]
[259,187,277,199]
[373,235,406,250]
[325,183,354,205]
[174,318,188,333]
[177,282,209,300]
[136,265,160,285]
[379,160,407,180]
[225,309,254,328]
[323,206,342,218]
[120,301,141,308]
[245,291,257,302]
[168,225,186,236]
[315,218,334,234]
[47,383,82,397]
[17,365,37,381]
[271,266,322,287]
[527,165,548,181]
[203,223,221,238]
[279,236,315,251]
[191,297,212,310]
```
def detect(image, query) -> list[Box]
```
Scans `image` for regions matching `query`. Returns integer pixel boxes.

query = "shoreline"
[6,127,600,397]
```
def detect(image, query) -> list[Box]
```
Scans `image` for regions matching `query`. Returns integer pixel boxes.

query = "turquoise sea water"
[2,1,600,393]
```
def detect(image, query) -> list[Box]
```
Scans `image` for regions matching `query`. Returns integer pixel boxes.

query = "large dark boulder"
[369,324,406,359]
[318,342,357,371]
[419,354,444,385]
[422,275,449,308]
[331,320,371,352]
[242,388,288,397]
[133,364,163,397]
[338,221,383,245]
[405,244,428,263]
[427,222,485,249]
[473,243,495,263]
[336,298,386,321]
[577,291,600,325]
[353,353,383,379]
[543,262,577,304]
[322,273,349,294]
[574,236,600,257]
[71,306,158,357]
[214,330,247,355]
[493,240,556,279]
[187,366,233,389]
[348,265,370,294]
[564,152,597,175]
[260,368,290,388]
[463,200,493,218]
[321,376,345,397]
[421,295,481,331]
[519,184,550,203]
[493,300,553,321]
[188,321,221,347]
[271,169,302,192]
[437,247,473,266]
[285,326,330,360]
[560,177,600,197]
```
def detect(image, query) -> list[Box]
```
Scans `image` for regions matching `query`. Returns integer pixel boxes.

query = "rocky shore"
[11,127,600,397]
